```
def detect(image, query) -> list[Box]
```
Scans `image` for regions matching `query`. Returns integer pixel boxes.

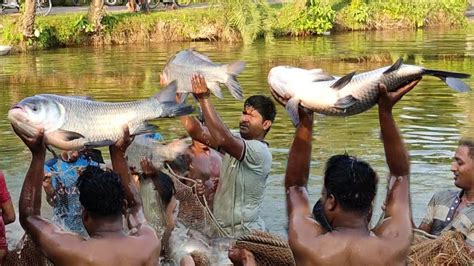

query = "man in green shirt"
[179,74,276,237]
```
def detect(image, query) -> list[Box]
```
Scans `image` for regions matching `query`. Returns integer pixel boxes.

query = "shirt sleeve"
[0,172,11,204]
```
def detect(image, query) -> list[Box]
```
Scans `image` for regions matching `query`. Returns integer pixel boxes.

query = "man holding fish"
[283,79,420,265]
[173,73,276,237]
[14,126,160,265]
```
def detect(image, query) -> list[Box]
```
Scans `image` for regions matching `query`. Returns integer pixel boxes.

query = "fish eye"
[32,106,38,112]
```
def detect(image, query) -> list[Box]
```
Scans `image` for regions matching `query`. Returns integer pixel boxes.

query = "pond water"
[1,28,473,247]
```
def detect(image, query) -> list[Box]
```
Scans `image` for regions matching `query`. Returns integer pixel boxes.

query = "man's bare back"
[283,81,420,265]
[15,126,160,266]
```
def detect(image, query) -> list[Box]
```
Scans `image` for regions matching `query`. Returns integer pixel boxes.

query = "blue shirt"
[44,155,98,236]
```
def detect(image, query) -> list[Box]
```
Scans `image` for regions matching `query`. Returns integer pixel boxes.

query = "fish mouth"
[269,87,290,106]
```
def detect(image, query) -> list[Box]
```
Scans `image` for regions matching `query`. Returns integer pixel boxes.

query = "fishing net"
[3,234,52,266]
[234,231,296,266]
[190,250,211,266]
[163,164,228,238]
[408,229,473,265]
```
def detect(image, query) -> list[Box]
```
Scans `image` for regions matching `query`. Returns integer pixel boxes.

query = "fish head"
[267,66,305,105]
[8,95,65,137]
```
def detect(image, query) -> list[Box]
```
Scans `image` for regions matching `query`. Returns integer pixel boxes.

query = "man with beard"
[178,74,276,237]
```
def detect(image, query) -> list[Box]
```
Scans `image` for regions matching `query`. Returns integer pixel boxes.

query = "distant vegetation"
[0,0,470,50]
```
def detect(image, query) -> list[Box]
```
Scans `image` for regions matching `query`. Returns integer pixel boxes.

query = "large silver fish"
[125,135,190,172]
[162,49,245,100]
[8,81,194,150]
[268,59,471,125]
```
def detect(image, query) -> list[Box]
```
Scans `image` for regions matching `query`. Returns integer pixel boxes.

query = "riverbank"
[0,0,471,51]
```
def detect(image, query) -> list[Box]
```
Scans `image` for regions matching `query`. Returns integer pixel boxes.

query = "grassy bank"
[0,0,470,50]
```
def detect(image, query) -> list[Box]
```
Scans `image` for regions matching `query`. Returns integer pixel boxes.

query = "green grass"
[0,0,470,50]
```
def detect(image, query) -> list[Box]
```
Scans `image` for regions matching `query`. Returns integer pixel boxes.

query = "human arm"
[285,108,325,260]
[109,127,147,233]
[13,126,85,263]
[376,80,420,242]
[189,74,245,160]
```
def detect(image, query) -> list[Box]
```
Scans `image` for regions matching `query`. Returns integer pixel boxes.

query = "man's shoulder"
[432,189,460,202]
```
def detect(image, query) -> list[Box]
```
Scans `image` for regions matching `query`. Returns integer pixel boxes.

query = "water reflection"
[0,29,473,244]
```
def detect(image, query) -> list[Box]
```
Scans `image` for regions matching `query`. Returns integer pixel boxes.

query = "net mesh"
[163,164,228,238]
[234,231,296,266]
[4,234,52,266]
[408,229,473,265]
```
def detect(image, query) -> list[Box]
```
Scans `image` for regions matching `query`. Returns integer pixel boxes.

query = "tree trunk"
[22,0,36,38]
[88,0,105,30]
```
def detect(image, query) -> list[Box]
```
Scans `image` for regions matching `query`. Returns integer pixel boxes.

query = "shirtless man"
[283,80,420,265]
[188,139,222,208]
[15,126,160,265]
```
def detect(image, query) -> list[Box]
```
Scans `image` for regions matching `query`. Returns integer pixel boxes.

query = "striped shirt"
[422,189,474,247]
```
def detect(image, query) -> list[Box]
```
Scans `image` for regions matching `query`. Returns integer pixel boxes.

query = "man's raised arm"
[14,126,83,264]
[189,73,244,160]
[377,79,420,237]
[109,127,147,232]
[285,108,324,260]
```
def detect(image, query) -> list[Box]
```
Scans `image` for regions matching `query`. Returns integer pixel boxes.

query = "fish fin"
[208,82,224,99]
[444,77,471,92]
[133,123,159,136]
[224,77,244,100]
[56,129,85,141]
[285,97,301,127]
[227,61,246,76]
[422,69,471,92]
[159,102,195,117]
[312,74,335,82]
[179,93,190,103]
[330,72,356,90]
[334,95,358,110]
[188,49,213,63]
[46,145,58,159]
[84,140,115,148]
[383,58,403,74]
[154,81,178,102]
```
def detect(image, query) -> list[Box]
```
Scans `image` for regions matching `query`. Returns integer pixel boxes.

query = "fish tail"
[225,77,244,100]
[153,81,178,102]
[227,61,246,76]
[423,69,471,92]
[223,61,245,100]
[160,102,195,118]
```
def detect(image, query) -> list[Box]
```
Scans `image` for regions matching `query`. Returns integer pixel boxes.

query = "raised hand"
[139,157,157,177]
[191,73,211,99]
[111,125,134,153]
[11,124,46,154]
[378,79,421,113]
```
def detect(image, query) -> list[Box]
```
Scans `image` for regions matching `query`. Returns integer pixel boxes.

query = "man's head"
[322,154,378,223]
[452,139,474,190]
[76,166,125,230]
[239,95,276,140]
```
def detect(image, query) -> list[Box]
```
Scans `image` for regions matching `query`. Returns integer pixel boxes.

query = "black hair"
[244,95,276,130]
[459,139,474,158]
[324,154,377,215]
[76,166,125,217]
[151,171,176,207]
